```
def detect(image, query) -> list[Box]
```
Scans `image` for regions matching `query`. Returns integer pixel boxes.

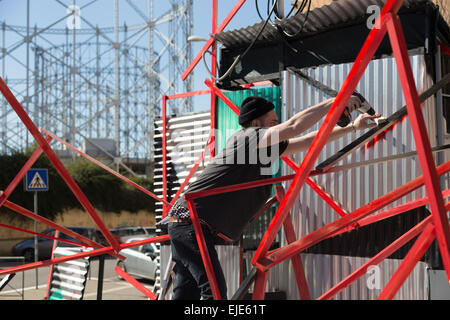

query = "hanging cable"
[279,0,312,38]
[202,0,279,81]
[256,0,312,38]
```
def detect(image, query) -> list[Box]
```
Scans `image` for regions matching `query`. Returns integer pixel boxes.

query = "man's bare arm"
[281,113,381,157]
[258,96,362,148]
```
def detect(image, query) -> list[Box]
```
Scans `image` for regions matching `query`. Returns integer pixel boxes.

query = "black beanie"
[238,96,275,126]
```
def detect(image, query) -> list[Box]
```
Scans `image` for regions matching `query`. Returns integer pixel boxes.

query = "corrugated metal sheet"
[213,0,435,48]
[153,111,211,296]
[153,55,448,300]
[47,247,90,300]
[268,53,440,299]
[216,87,282,151]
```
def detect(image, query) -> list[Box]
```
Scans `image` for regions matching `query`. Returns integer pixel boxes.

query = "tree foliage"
[0,151,154,221]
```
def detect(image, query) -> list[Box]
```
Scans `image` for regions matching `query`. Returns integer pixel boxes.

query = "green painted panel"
[215,86,283,250]
[216,86,282,153]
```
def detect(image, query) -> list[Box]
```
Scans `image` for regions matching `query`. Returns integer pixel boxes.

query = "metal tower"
[0,0,194,170]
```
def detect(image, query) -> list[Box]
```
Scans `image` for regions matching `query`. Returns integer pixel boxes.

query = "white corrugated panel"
[272,53,440,300]
[154,111,241,299]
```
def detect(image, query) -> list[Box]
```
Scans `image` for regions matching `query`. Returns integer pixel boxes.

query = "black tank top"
[172,127,289,241]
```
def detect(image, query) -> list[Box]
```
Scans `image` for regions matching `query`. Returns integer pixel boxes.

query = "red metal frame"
[160,89,213,218]
[0,77,172,298]
[181,0,247,81]
[114,266,158,300]
[44,230,60,300]
[173,0,450,300]
[1,0,448,301]
[385,12,450,276]
[0,78,121,254]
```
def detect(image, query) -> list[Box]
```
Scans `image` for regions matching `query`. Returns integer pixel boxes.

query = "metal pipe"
[114,0,120,168]
[386,12,450,279]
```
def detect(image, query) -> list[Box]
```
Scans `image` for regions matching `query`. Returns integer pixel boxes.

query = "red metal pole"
[2,200,106,250]
[377,222,436,300]
[282,156,349,218]
[345,189,450,234]
[181,0,247,81]
[185,199,222,300]
[162,95,168,216]
[210,0,218,159]
[275,186,311,300]
[252,269,268,300]
[184,173,297,201]
[0,223,86,247]
[114,266,157,300]
[205,79,241,115]
[0,235,170,277]
[41,129,169,207]
[165,146,209,217]
[166,89,210,100]
[0,78,120,253]
[44,230,60,300]
[0,135,51,207]
[251,4,394,266]
[386,12,450,279]
[318,215,433,300]
[259,161,450,271]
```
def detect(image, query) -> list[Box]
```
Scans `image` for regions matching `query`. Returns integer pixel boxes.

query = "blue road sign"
[25,169,49,191]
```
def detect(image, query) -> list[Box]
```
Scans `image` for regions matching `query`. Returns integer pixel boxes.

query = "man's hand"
[353,113,382,131]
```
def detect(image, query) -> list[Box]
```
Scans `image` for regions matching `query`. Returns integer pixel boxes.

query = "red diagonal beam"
[386,12,450,279]
[163,144,211,219]
[185,199,222,300]
[258,160,450,271]
[0,135,52,207]
[251,0,397,266]
[377,222,436,300]
[114,266,157,300]
[0,77,120,253]
[0,235,170,276]
[318,214,434,300]
[282,157,349,218]
[275,186,311,300]
[0,223,88,247]
[41,128,170,207]
[181,0,247,81]
[251,269,269,300]
[205,79,241,115]
[2,199,106,250]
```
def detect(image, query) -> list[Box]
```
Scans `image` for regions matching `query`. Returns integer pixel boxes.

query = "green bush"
[0,151,154,221]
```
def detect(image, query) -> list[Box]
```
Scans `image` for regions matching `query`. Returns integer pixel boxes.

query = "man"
[166,95,381,300]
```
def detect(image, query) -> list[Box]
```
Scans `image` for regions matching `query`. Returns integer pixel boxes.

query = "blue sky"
[0,0,263,111]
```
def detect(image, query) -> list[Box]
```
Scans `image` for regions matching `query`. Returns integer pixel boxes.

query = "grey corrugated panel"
[213,0,432,48]
[153,111,214,296]
[276,53,434,299]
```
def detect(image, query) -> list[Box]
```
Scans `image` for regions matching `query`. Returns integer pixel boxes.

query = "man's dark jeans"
[168,222,227,300]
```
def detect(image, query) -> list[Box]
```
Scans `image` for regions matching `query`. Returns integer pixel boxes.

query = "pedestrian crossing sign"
[25,169,49,191]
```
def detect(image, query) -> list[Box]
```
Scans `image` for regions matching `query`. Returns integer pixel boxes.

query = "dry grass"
[0,209,155,255]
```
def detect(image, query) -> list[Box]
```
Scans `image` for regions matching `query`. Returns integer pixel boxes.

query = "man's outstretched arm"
[259,96,362,148]
[280,113,381,157]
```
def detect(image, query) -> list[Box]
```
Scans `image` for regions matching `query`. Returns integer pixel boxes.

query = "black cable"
[256,0,311,39]
[204,0,278,81]
[278,0,312,38]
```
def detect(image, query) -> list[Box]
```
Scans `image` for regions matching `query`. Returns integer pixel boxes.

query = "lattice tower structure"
[0,0,194,167]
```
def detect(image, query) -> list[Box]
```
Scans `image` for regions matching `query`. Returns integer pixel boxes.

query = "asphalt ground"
[0,257,154,300]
